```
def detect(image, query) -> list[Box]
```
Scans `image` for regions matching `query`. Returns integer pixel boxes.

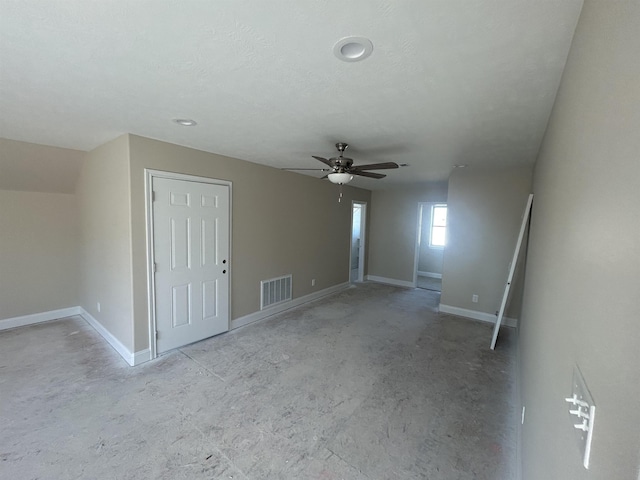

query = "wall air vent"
[260,274,292,310]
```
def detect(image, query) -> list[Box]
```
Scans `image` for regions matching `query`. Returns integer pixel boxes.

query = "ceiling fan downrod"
[335,144,347,203]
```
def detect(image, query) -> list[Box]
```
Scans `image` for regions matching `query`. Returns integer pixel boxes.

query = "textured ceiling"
[0,0,583,189]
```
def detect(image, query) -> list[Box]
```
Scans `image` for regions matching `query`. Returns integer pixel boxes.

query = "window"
[430,204,447,248]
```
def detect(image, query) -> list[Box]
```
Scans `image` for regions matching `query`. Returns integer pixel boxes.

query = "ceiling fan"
[283,142,399,185]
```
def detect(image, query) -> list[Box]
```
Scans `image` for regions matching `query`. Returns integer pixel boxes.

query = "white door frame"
[413,202,433,287]
[144,169,232,359]
[414,202,447,288]
[349,201,367,282]
[413,203,424,288]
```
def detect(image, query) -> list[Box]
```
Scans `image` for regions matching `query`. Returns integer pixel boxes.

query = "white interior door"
[152,177,230,353]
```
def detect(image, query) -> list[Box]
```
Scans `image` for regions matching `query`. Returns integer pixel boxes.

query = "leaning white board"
[490,193,534,350]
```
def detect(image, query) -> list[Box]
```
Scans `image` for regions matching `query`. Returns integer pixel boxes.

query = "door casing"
[144,169,232,359]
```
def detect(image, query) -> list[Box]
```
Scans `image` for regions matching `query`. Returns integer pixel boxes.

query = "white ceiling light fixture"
[333,36,373,62]
[328,172,354,184]
[173,118,197,126]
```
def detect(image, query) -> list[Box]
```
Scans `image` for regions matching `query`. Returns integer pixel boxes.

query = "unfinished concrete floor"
[0,283,517,479]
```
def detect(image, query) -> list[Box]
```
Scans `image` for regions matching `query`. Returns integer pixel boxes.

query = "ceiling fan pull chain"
[338,185,343,203]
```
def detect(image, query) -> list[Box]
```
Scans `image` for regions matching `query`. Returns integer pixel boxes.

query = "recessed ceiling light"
[454,164,468,168]
[333,36,373,62]
[173,118,197,126]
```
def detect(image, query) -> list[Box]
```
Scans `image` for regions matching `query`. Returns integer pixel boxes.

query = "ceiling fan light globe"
[328,173,353,185]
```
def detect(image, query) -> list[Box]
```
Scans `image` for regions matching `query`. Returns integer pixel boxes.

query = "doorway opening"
[414,202,446,292]
[350,201,367,282]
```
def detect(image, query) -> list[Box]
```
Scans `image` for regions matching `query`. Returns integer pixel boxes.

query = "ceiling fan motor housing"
[331,158,353,171]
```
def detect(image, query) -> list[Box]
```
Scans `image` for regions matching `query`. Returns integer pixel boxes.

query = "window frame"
[429,204,447,249]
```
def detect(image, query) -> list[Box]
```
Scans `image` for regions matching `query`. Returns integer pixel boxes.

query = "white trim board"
[79,308,134,365]
[232,282,352,330]
[0,306,82,331]
[417,271,442,279]
[1,282,350,367]
[78,308,151,366]
[0,306,151,367]
[439,304,518,328]
[365,275,415,288]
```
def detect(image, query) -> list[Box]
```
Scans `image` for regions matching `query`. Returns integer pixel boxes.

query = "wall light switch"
[472,294,479,303]
[565,365,596,469]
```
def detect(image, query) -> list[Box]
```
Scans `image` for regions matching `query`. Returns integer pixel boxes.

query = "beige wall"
[519,2,640,479]
[76,135,134,351]
[368,183,448,283]
[0,138,85,194]
[0,190,79,319]
[128,135,371,351]
[440,166,532,318]
[417,203,444,275]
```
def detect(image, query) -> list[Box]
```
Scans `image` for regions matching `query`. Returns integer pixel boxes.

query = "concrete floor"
[416,276,442,292]
[0,283,516,479]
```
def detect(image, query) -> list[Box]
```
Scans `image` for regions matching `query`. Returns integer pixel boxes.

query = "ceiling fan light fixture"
[328,172,354,184]
[333,37,373,62]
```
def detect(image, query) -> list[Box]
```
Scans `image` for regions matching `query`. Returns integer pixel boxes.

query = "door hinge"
[153,262,157,273]
[155,331,158,339]
[152,191,156,202]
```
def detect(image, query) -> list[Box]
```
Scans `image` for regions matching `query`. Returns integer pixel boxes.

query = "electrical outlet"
[472,294,478,303]
[311,279,316,287]
[97,302,101,313]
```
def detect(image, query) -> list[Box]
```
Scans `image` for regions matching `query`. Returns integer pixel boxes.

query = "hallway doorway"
[350,201,366,282]
[414,202,446,292]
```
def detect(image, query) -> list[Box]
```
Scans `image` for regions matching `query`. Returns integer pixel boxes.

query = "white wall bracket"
[565,366,596,469]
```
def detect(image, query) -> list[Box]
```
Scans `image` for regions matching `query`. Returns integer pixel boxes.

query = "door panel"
[170,217,191,270]
[153,177,230,353]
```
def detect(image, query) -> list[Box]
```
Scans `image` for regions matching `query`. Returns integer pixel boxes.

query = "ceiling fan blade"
[282,168,331,171]
[312,156,333,167]
[320,174,329,179]
[351,171,386,179]
[351,162,399,171]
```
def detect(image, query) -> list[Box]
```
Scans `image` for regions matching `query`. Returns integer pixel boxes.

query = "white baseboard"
[133,348,152,365]
[0,306,150,366]
[0,306,82,331]
[78,308,137,366]
[417,271,442,279]
[438,304,518,327]
[365,275,415,288]
[78,309,150,366]
[231,282,352,330]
